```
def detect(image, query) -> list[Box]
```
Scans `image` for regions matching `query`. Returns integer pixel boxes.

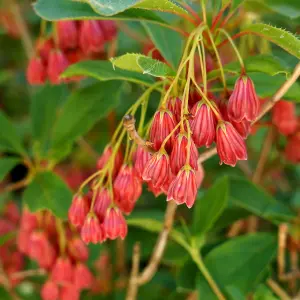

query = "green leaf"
[242,23,300,59]
[0,157,21,182]
[62,60,155,86]
[192,177,229,235]
[142,22,184,68]
[34,0,167,24]
[23,171,72,219]
[31,85,68,156]
[51,81,122,151]
[208,54,289,81]
[229,177,296,223]
[80,0,187,16]
[0,232,16,246]
[111,54,176,77]
[0,112,26,156]
[197,233,277,298]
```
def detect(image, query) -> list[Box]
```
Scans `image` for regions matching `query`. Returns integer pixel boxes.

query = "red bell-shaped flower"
[79,20,105,55]
[47,50,69,85]
[216,121,247,167]
[285,133,300,163]
[41,280,59,300]
[113,165,142,205]
[81,214,104,244]
[167,97,182,123]
[94,188,111,223]
[103,207,128,240]
[190,101,217,148]
[167,166,197,208]
[142,151,170,188]
[134,146,152,179]
[68,195,90,228]
[170,132,198,174]
[74,262,94,290]
[57,21,78,50]
[99,20,117,42]
[149,109,177,152]
[228,75,260,122]
[20,208,38,232]
[26,56,47,85]
[67,236,89,262]
[60,285,80,300]
[51,256,73,285]
[272,100,298,136]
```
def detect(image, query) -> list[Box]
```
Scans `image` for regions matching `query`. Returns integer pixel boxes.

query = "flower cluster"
[26,20,117,85]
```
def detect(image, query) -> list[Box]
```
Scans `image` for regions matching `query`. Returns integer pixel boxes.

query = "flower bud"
[149,109,177,152]
[81,214,104,244]
[170,133,198,174]
[216,121,247,167]
[272,100,298,136]
[190,101,217,147]
[68,195,90,228]
[41,280,59,300]
[57,21,78,50]
[228,75,260,122]
[94,188,111,223]
[285,133,300,163]
[26,56,46,85]
[167,97,182,122]
[103,207,127,240]
[67,237,89,262]
[74,262,94,290]
[134,146,152,178]
[51,257,73,285]
[143,151,170,188]
[167,166,197,208]
[47,50,69,85]
[79,20,105,55]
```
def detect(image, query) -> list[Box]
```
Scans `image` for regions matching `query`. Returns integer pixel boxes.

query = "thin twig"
[267,279,291,300]
[126,243,141,300]
[9,0,34,59]
[3,177,30,193]
[10,268,46,279]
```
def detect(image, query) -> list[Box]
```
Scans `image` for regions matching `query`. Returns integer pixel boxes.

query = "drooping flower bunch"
[26,20,117,85]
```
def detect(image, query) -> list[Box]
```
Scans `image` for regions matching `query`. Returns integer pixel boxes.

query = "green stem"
[201,0,207,24]
[190,249,226,300]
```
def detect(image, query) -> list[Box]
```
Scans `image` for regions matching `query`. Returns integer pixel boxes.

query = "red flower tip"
[26,56,47,85]
[147,181,163,197]
[113,165,142,214]
[190,100,217,148]
[81,214,104,244]
[74,262,94,290]
[68,194,90,228]
[41,280,59,300]
[134,146,152,178]
[51,257,73,285]
[142,151,170,188]
[47,50,69,85]
[67,237,89,262]
[97,144,123,178]
[285,133,300,163]
[103,207,128,240]
[170,132,198,174]
[79,20,105,55]
[167,166,198,208]
[60,285,80,300]
[167,97,182,122]
[228,75,260,122]
[57,21,78,50]
[216,121,247,167]
[149,109,177,152]
[272,100,298,136]
[28,231,56,269]
[94,188,111,223]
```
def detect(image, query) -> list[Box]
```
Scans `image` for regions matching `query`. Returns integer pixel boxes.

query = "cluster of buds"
[272,100,300,163]
[26,20,117,85]
[17,207,97,300]
[0,201,24,288]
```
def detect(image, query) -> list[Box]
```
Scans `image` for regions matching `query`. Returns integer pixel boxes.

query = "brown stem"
[116,239,126,275]
[137,201,177,285]
[123,115,155,154]
[9,0,34,59]
[267,279,290,300]
[126,243,141,300]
